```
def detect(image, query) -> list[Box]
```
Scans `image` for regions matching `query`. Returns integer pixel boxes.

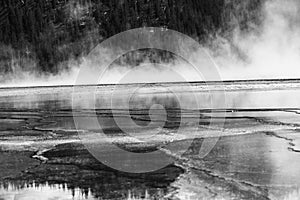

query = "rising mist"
[0,0,299,87]
[215,0,300,80]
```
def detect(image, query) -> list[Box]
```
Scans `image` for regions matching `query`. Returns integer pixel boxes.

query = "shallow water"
[1,80,300,199]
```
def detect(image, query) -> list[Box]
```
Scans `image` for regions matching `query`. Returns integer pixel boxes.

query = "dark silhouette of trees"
[0,0,264,74]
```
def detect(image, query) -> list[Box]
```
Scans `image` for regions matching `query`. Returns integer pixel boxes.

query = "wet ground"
[1,80,300,200]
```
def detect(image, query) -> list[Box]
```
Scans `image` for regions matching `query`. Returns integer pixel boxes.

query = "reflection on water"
[0,182,161,200]
[1,81,300,199]
[0,182,94,200]
[1,80,300,111]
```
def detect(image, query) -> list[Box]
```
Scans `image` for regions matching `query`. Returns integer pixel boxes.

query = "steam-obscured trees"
[0,0,264,74]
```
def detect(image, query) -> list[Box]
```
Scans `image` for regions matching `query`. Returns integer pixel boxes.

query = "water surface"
[1,80,300,199]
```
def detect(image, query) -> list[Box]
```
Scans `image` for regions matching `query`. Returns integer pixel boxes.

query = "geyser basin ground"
[1,80,300,199]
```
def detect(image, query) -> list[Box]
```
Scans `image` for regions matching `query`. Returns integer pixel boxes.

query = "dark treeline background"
[0,0,264,75]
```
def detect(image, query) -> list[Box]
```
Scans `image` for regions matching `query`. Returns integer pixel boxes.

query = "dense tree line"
[0,0,264,74]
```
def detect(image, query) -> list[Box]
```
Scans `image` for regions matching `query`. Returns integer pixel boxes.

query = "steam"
[0,57,80,88]
[99,59,202,84]
[216,0,300,80]
[1,0,300,87]
[103,0,300,85]
[2,67,80,88]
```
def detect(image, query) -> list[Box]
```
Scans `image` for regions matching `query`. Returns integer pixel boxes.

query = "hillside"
[0,0,264,74]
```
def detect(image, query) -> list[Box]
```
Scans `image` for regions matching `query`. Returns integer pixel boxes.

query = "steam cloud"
[215,0,300,80]
[1,0,300,87]
[96,0,300,83]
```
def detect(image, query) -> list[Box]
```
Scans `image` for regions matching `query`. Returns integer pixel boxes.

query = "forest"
[0,0,264,74]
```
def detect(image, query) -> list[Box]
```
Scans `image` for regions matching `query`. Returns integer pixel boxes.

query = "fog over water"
[1,1,300,200]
